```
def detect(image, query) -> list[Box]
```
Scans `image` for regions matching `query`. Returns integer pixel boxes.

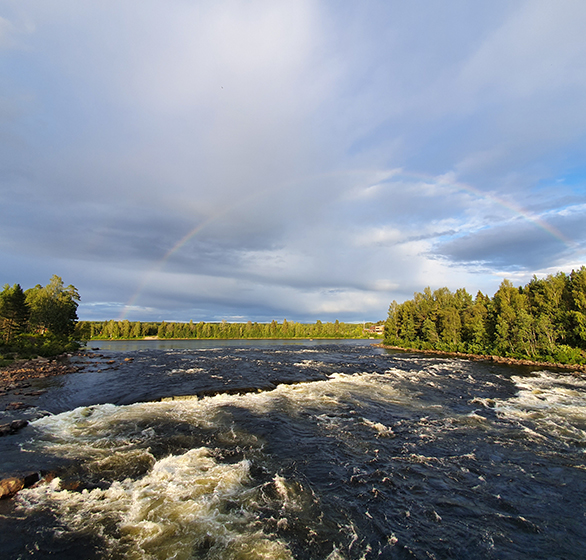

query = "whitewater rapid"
[1,342,585,559]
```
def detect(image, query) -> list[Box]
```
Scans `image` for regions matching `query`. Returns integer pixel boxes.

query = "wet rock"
[0,472,46,499]
[0,419,28,436]
[5,402,32,411]
[10,419,28,432]
[23,472,42,487]
[0,477,24,499]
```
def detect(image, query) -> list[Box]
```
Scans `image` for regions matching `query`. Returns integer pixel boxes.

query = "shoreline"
[378,344,586,373]
[89,336,381,341]
[0,354,85,385]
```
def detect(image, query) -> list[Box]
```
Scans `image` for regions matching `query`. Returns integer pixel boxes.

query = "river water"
[1,340,585,559]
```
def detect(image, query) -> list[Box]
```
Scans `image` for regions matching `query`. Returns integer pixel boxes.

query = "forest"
[384,267,586,364]
[0,275,81,360]
[78,319,378,340]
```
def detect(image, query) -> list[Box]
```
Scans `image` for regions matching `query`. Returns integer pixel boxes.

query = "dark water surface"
[1,340,585,559]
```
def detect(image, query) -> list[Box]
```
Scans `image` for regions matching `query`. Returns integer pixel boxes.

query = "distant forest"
[384,267,586,364]
[79,319,382,341]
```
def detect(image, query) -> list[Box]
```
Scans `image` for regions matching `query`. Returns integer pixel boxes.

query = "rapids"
[0,340,585,559]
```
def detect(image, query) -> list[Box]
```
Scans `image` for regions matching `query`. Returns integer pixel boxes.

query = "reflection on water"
[1,342,586,559]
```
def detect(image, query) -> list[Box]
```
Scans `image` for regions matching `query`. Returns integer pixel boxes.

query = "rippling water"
[1,340,585,559]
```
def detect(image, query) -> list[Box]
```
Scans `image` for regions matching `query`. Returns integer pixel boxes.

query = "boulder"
[0,477,24,499]
[0,419,28,436]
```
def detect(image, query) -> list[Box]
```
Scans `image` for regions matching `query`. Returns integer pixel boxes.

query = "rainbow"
[429,173,575,248]
[118,168,577,320]
[117,214,221,320]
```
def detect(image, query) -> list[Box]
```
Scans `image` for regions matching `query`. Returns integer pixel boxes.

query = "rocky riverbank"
[379,344,586,374]
[0,355,84,417]
[0,350,121,499]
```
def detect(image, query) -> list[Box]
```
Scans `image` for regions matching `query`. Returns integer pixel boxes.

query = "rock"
[0,477,24,499]
[5,402,31,410]
[23,472,42,488]
[10,419,28,431]
[0,419,28,437]
[0,471,42,499]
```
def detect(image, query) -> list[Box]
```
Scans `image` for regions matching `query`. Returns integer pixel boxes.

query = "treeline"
[80,319,378,340]
[0,275,80,360]
[385,267,586,365]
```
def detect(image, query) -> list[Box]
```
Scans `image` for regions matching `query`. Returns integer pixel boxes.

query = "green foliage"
[85,319,370,340]
[384,267,586,365]
[0,276,81,360]
[26,275,79,336]
[0,283,30,342]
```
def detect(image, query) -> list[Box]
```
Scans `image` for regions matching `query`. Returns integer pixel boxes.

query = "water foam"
[17,447,294,559]
[494,371,586,447]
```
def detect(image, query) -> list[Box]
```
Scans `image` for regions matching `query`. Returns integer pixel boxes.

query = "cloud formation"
[1,1,585,322]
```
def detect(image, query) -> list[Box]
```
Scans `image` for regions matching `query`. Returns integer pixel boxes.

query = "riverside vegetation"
[78,318,378,340]
[384,267,586,365]
[4,267,586,366]
[0,275,80,363]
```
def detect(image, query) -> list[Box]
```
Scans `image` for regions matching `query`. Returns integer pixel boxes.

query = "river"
[0,340,585,559]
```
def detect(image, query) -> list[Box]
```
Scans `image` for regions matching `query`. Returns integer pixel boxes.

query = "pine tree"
[0,284,30,342]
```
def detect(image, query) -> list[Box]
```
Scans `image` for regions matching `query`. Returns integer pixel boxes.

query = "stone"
[10,419,28,432]
[5,402,30,410]
[23,472,41,488]
[0,477,24,499]
[0,419,28,437]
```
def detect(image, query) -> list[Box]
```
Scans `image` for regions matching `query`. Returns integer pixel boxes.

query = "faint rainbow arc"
[388,170,576,248]
[118,168,577,320]
[117,214,220,321]
[448,181,575,248]
[118,185,273,321]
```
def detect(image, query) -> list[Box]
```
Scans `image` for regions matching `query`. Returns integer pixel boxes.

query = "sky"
[1,0,586,324]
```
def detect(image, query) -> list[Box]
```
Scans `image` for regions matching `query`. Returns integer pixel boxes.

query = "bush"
[551,345,586,365]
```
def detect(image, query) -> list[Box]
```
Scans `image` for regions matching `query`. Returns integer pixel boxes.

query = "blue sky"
[1,0,585,323]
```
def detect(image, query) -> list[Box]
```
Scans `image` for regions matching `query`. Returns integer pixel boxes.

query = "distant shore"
[378,344,586,373]
[89,336,382,341]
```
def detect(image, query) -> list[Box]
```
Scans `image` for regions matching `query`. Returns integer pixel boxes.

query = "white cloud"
[1,1,585,322]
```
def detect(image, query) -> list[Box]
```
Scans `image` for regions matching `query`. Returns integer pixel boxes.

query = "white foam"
[168,367,205,374]
[494,372,586,446]
[17,448,293,559]
[19,367,456,557]
[361,418,394,437]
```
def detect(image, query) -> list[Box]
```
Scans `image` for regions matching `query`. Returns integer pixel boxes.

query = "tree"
[130,321,142,338]
[438,306,461,349]
[461,292,488,352]
[0,284,30,342]
[26,276,79,337]
[567,267,586,348]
